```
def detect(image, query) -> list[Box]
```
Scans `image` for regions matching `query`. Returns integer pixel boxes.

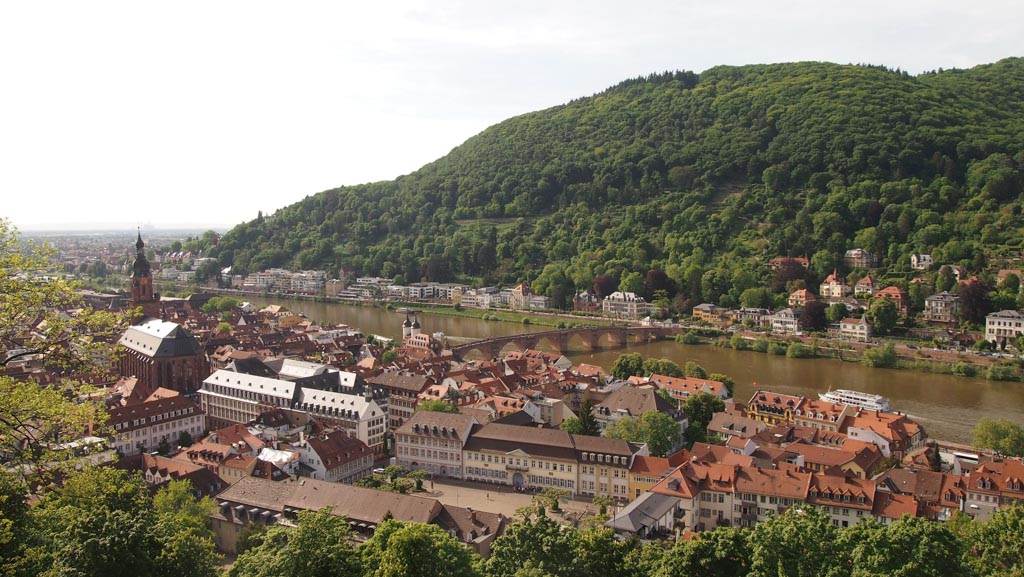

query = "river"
[240,296,1024,444]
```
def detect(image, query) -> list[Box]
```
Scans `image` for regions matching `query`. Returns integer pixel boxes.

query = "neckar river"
[242,297,1024,444]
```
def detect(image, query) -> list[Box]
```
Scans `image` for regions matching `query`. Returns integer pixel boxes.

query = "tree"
[641,358,684,378]
[974,418,1024,457]
[618,272,645,296]
[611,353,644,380]
[573,399,601,437]
[968,504,1024,577]
[415,399,459,414]
[593,274,618,300]
[231,507,361,577]
[32,467,159,577]
[772,259,807,293]
[152,480,220,577]
[799,300,828,332]
[862,343,898,368]
[847,515,965,577]
[739,287,774,309]
[826,302,849,322]
[659,526,749,577]
[560,417,584,435]
[644,269,676,300]
[367,521,477,577]
[747,507,837,577]
[868,297,898,335]
[0,472,31,576]
[959,279,993,325]
[1,219,127,377]
[1002,273,1022,294]
[575,526,629,577]
[684,361,708,379]
[486,514,580,577]
[87,260,108,278]
[935,266,957,293]
[604,411,682,457]
[683,393,726,433]
[30,467,221,577]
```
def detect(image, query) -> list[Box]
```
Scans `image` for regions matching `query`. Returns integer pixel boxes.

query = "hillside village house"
[986,310,1024,345]
[911,254,934,270]
[602,291,654,319]
[839,316,871,342]
[820,270,851,298]
[724,307,768,329]
[924,292,960,324]
[771,308,799,335]
[875,286,910,317]
[854,276,877,296]
[646,374,731,403]
[788,289,815,308]
[692,303,728,325]
[844,248,878,269]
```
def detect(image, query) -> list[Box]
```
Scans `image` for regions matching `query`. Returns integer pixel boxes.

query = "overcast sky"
[2,1,1021,231]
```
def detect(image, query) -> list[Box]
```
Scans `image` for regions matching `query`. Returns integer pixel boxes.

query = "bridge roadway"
[450,324,679,360]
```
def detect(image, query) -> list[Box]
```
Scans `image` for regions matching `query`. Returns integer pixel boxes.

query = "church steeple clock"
[130,230,161,318]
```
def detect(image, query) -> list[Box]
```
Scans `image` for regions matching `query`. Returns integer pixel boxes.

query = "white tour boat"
[818,388,892,412]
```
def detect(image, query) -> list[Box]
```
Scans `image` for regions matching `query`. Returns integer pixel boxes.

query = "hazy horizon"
[3,1,1022,232]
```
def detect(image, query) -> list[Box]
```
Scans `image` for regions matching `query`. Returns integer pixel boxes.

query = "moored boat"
[819,388,892,412]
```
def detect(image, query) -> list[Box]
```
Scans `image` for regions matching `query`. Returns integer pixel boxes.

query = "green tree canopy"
[974,418,1024,457]
[611,353,644,380]
[868,297,898,335]
[231,507,361,577]
[603,411,682,457]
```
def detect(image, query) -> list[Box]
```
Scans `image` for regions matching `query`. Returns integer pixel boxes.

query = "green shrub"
[986,364,1019,381]
[786,343,813,358]
[753,338,770,353]
[862,344,897,368]
[768,342,788,355]
[677,330,701,345]
[951,362,977,377]
[730,334,750,350]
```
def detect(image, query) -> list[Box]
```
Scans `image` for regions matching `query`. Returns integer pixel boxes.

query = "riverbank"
[175,284,1022,382]
[693,331,1024,383]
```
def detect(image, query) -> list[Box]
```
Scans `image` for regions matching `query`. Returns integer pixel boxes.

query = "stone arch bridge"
[451,325,676,360]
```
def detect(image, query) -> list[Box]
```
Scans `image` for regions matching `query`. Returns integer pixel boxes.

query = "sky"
[1,1,1021,232]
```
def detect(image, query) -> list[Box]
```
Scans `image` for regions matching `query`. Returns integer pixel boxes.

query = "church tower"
[130,230,161,318]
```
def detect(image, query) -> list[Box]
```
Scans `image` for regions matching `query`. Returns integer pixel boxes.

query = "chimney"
[468,507,476,522]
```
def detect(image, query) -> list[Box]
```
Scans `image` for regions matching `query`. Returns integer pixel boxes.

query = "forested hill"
[211,58,1024,310]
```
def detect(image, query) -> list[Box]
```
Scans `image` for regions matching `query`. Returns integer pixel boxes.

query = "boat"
[818,388,892,412]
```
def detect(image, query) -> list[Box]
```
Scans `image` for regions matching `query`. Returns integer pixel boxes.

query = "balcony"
[506,464,529,472]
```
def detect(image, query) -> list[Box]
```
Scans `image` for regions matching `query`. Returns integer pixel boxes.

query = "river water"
[241,297,1024,444]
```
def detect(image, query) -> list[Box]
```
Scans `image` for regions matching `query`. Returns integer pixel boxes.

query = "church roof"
[119,318,203,358]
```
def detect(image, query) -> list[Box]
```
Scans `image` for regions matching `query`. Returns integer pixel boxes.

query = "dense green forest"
[210,58,1024,312]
